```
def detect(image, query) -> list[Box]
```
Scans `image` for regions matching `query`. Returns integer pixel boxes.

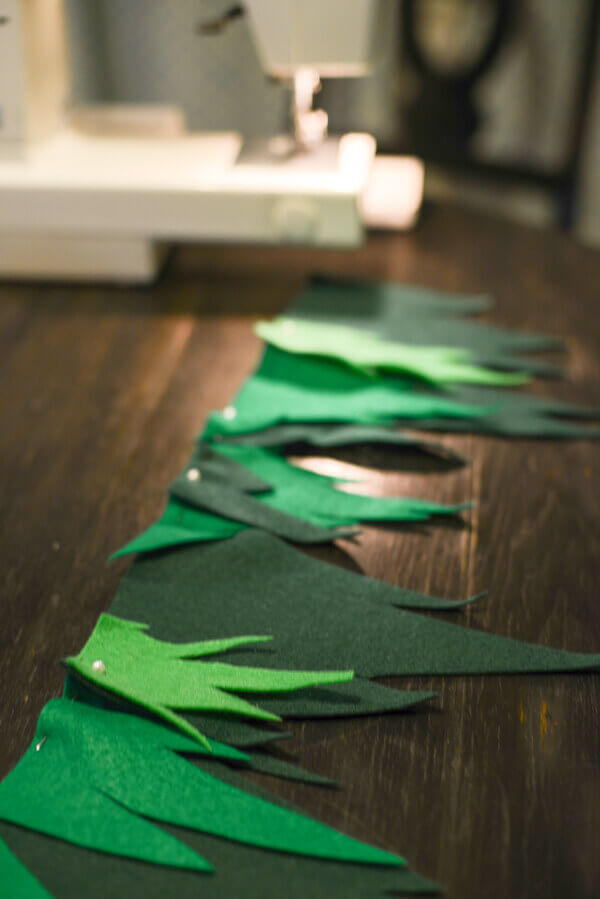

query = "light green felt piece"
[288,277,564,377]
[194,442,470,528]
[66,614,353,747]
[256,317,528,387]
[0,700,404,870]
[204,347,490,441]
[0,836,53,898]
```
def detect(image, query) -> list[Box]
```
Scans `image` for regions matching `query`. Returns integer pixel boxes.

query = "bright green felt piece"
[112,499,245,558]
[0,700,404,870]
[114,486,357,558]
[66,615,353,746]
[204,347,598,442]
[288,277,564,376]
[256,317,528,386]
[0,836,53,898]
[112,531,600,681]
[204,346,490,440]
[174,441,470,531]
[64,670,433,785]
[170,469,363,539]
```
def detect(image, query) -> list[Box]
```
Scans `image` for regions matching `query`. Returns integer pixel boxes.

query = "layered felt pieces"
[286,277,564,377]
[256,317,529,386]
[4,277,599,898]
[115,440,468,557]
[0,700,408,874]
[111,531,600,683]
[0,835,53,899]
[66,613,353,746]
[204,346,599,443]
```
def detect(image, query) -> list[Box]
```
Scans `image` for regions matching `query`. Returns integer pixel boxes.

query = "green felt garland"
[3,277,598,897]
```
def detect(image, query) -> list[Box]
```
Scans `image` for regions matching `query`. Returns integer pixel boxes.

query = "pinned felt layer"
[111,531,600,682]
[173,441,470,530]
[287,277,564,377]
[204,347,599,442]
[256,317,529,386]
[66,615,354,746]
[204,346,489,439]
[0,700,405,870]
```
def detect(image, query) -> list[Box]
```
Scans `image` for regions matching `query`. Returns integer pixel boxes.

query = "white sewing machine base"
[0,128,379,282]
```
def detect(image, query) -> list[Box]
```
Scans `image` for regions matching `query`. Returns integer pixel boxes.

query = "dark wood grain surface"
[0,202,599,897]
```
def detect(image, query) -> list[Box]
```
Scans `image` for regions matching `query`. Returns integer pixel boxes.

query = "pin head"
[222,405,237,421]
[92,659,106,675]
[187,468,201,482]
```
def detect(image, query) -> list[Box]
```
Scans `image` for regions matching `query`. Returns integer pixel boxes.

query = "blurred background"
[65,0,599,244]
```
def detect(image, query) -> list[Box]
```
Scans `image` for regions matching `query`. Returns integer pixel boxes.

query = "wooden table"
[1,202,599,897]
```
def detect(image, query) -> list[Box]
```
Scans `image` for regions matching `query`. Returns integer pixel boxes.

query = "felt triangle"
[111,531,600,680]
[401,384,600,439]
[0,700,404,869]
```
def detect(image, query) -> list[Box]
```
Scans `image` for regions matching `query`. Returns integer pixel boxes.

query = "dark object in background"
[402,0,513,153]
[390,0,600,229]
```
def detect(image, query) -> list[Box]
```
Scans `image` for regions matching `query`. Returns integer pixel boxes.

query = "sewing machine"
[0,0,423,281]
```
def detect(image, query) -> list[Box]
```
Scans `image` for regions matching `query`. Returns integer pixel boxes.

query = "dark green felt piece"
[245,751,338,787]
[0,822,440,898]
[288,277,564,376]
[0,700,405,869]
[118,529,483,616]
[0,835,53,898]
[254,677,436,720]
[401,384,600,439]
[66,614,353,746]
[112,531,600,679]
[169,476,362,541]
[217,421,466,464]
